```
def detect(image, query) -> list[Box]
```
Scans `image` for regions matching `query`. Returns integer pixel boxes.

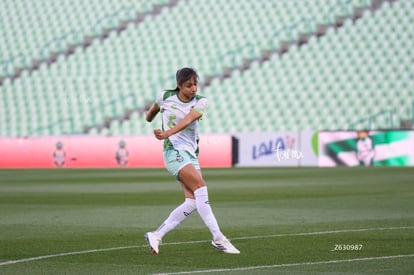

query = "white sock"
[156,198,196,239]
[194,186,224,242]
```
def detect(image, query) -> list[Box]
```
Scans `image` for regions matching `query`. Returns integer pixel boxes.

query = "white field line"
[230,225,414,241]
[153,254,414,275]
[0,245,142,266]
[0,225,413,267]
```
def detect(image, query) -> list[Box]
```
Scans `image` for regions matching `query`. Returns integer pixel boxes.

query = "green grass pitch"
[0,167,413,274]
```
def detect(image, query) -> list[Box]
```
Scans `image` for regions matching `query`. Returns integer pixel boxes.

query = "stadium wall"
[318,130,414,167]
[232,131,319,167]
[0,130,412,168]
[0,134,232,168]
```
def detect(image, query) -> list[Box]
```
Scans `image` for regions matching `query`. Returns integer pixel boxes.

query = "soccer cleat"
[145,232,161,255]
[211,237,240,254]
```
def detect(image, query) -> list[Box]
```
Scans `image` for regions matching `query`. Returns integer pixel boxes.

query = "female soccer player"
[144,67,240,255]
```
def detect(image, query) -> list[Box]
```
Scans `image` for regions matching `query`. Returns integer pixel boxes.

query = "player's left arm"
[146,103,160,122]
[154,110,202,140]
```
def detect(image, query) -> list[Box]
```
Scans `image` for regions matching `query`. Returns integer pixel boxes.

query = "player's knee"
[184,178,205,192]
[194,180,206,190]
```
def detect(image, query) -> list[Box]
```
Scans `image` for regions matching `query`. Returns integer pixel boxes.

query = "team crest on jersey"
[176,151,184,162]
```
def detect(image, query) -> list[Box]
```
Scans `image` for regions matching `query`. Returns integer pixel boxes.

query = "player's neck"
[177,91,192,102]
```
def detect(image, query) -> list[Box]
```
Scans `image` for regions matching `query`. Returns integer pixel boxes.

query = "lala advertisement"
[233,131,318,167]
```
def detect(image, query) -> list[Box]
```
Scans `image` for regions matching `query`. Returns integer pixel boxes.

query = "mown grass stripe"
[1,225,412,267]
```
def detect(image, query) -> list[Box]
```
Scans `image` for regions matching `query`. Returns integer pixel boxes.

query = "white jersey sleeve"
[192,97,208,116]
[155,91,165,107]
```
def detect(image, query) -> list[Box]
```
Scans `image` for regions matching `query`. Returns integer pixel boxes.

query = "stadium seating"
[0,0,413,137]
[199,0,412,132]
[0,0,169,77]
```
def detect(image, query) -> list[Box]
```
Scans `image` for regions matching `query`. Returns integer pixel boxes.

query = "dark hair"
[174,67,199,91]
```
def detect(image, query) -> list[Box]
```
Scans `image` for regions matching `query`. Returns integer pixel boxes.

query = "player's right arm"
[154,109,201,140]
[146,103,160,122]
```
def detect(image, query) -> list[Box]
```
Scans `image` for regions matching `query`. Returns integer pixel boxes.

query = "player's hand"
[153,129,169,140]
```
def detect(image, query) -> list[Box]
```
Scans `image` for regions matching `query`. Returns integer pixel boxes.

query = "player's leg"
[145,194,196,255]
[178,164,240,254]
[155,183,197,239]
[178,163,223,238]
[145,152,197,255]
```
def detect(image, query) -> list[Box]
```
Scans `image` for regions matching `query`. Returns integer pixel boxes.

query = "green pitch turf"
[0,167,413,274]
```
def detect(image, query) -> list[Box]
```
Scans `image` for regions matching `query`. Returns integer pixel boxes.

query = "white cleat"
[145,232,161,255]
[211,237,240,254]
